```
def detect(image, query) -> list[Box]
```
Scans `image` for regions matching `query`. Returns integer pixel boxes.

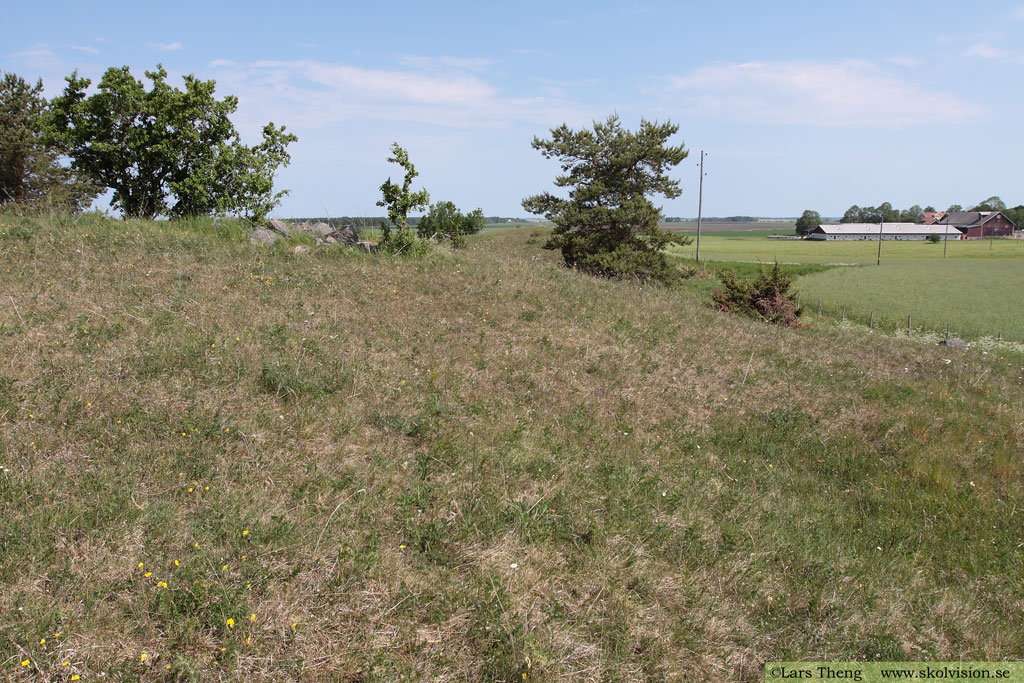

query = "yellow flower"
[222,564,228,571]
[40,638,45,644]
[226,618,234,628]
[138,562,144,568]
[21,660,29,666]
[174,560,179,567]
[157,581,168,588]
[242,529,249,536]
[72,676,81,681]
[166,665,172,670]
[188,488,193,492]
[291,622,297,629]
[144,572,152,577]
[62,661,69,666]
[250,613,256,622]
[140,652,147,662]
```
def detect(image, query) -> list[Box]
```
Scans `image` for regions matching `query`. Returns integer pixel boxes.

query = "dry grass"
[1,214,1022,681]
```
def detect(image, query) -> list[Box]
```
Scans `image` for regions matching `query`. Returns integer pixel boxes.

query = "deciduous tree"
[417,200,485,247]
[377,143,429,253]
[795,209,821,235]
[47,64,295,222]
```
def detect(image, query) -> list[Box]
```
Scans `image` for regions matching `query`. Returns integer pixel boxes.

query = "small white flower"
[510,562,519,570]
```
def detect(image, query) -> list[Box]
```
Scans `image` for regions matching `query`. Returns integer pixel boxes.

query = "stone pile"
[250,219,374,252]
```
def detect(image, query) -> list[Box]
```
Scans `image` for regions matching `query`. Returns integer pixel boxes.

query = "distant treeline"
[289,216,531,228]
[664,216,775,223]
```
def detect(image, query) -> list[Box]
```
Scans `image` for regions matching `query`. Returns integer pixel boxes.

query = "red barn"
[945,211,1016,239]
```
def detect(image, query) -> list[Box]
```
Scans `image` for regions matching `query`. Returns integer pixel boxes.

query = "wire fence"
[794,294,1021,347]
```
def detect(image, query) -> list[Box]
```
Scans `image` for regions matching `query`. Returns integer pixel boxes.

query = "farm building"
[942,211,1016,239]
[808,223,963,241]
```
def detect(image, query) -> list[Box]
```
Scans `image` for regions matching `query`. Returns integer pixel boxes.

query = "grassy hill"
[1,214,1022,680]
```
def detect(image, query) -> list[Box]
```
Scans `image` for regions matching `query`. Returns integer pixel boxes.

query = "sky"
[4,0,1023,219]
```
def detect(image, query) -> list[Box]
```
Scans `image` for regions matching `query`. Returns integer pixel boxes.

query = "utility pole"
[696,150,706,263]
[943,214,949,258]
[876,219,883,265]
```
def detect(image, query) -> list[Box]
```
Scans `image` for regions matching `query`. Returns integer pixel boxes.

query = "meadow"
[1,214,1023,680]
[666,233,1024,341]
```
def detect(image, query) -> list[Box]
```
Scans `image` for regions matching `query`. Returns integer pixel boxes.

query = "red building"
[944,211,1016,239]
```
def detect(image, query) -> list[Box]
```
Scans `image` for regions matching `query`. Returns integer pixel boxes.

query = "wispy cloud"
[5,43,65,78]
[397,55,492,72]
[147,41,182,51]
[1014,6,1024,20]
[660,60,984,127]
[887,55,924,68]
[205,58,583,134]
[71,44,100,54]
[964,40,1024,64]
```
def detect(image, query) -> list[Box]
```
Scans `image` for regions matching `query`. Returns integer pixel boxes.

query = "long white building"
[808,223,963,241]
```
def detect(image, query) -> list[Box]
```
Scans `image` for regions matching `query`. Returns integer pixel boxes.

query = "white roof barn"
[809,223,962,240]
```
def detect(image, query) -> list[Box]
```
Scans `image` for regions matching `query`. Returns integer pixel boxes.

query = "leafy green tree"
[522,114,688,283]
[417,200,485,247]
[946,204,963,213]
[1004,205,1023,230]
[970,195,1006,211]
[794,209,821,235]
[924,205,936,213]
[900,205,924,223]
[376,142,430,253]
[840,205,862,223]
[878,202,900,222]
[47,64,294,222]
[0,71,97,210]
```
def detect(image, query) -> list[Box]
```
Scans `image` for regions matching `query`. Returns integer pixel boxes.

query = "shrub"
[712,262,803,326]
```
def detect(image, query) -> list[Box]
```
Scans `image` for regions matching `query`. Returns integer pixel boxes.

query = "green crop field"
[666,232,1024,265]
[665,234,1024,341]
[795,259,1024,340]
[2,213,1023,680]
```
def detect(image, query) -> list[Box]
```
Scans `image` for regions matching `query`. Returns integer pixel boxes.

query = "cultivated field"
[666,233,1024,341]
[1,214,1023,680]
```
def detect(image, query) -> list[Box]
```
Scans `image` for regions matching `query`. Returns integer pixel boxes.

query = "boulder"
[250,228,279,246]
[305,221,333,238]
[325,224,358,245]
[940,337,967,349]
[267,218,292,236]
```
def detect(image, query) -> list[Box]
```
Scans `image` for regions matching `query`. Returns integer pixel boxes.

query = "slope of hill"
[1,215,1021,680]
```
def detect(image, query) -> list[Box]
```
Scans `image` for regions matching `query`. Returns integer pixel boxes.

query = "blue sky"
[5,1,1023,218]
